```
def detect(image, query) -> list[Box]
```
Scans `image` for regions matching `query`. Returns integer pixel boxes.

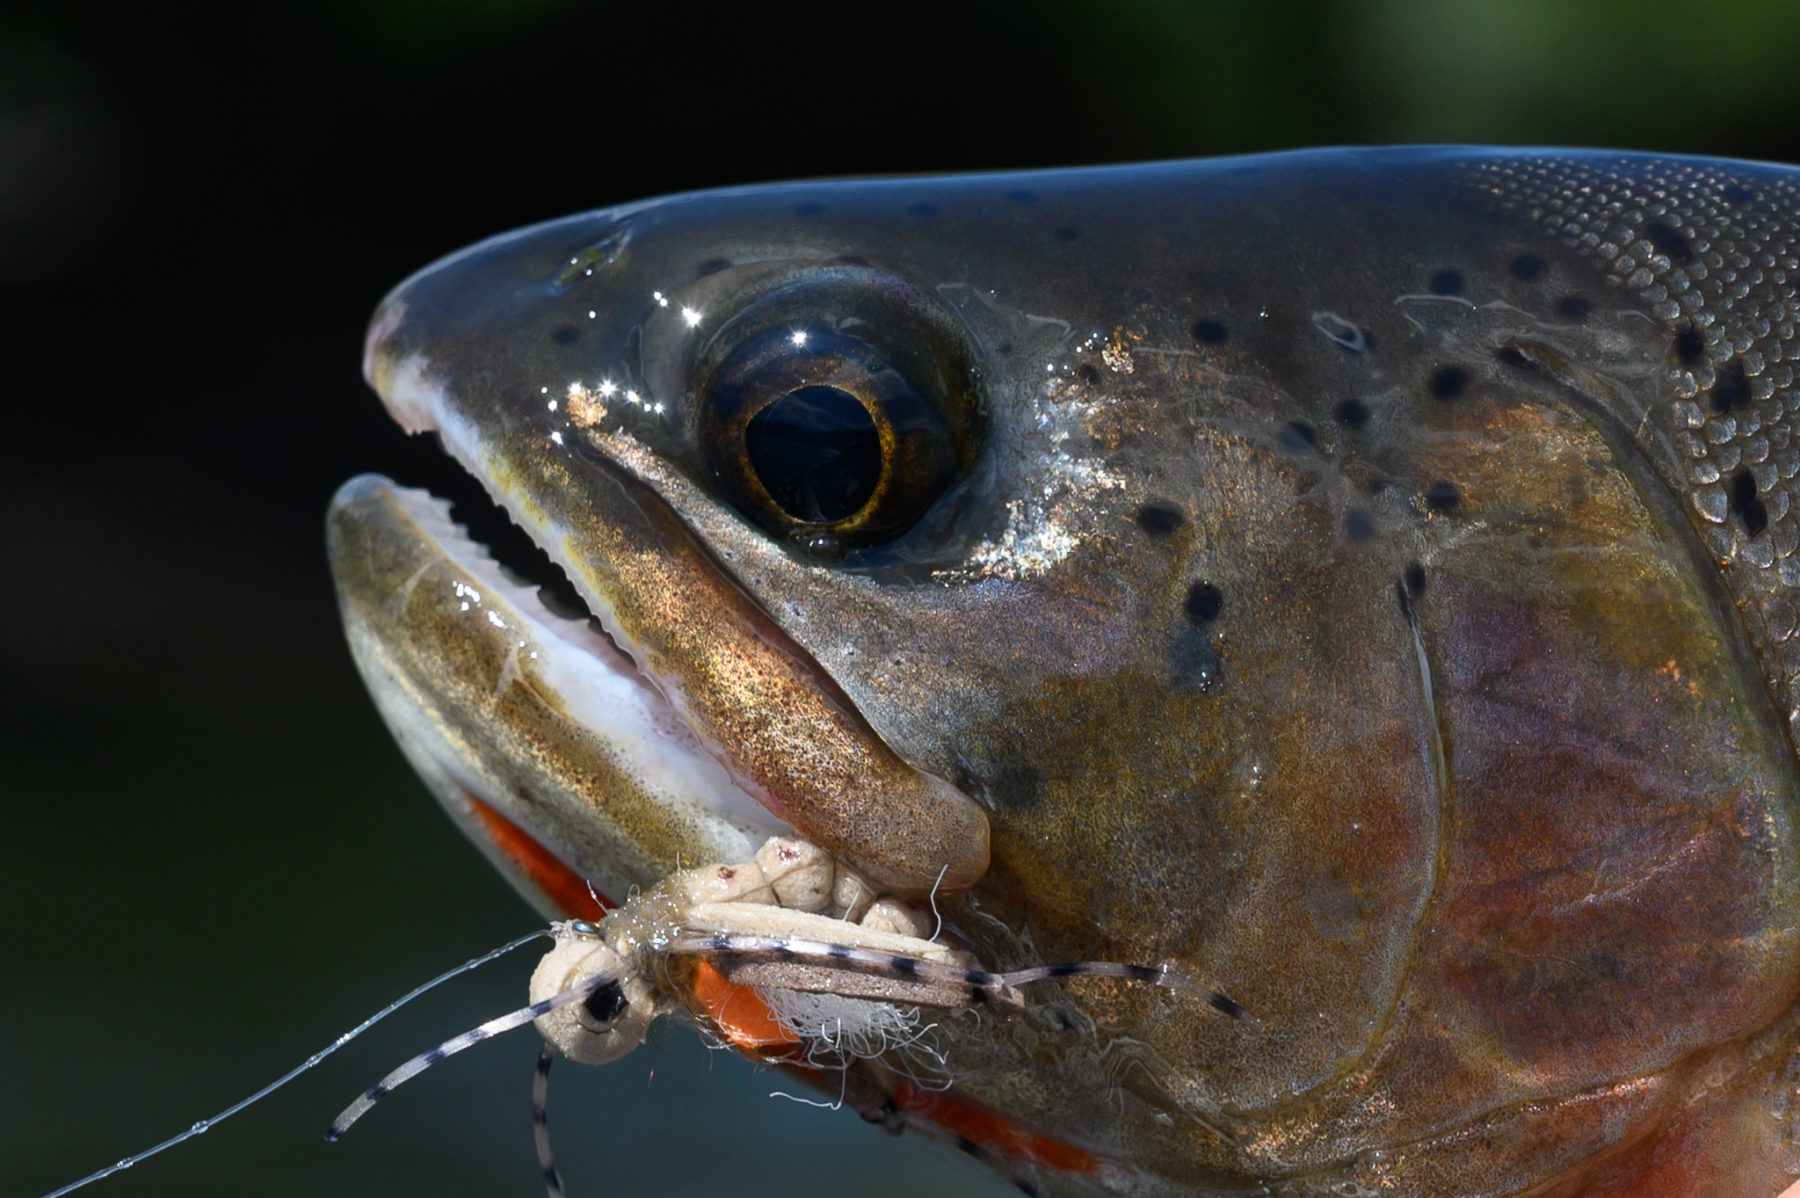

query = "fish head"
[335,150,1800,1195]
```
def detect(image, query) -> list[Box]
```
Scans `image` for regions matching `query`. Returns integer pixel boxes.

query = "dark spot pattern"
[1334,398,1370,428]
[1556,295,1593,321]
[1711,358,1750,415]
[1425,480,1461,511]
[1076,362,1099,386]
[1279,421,1316,452]
[1191,319,1228,345]
[1429,269,1464,296]
[694,257,732,277]
[1644,221,1694,262]
[1345,509,1375,542]
[550,325,580,345]
[1184,581,1224,624]
[1493,345,1536,371]
[1404,562,1427,597]
[1730,468,1769,538]
[1510,254,1547,281]
[1428,365,1469,399]
[1673,324,1707,364]
[1135,503,1185,536]
[990,762,1044,811]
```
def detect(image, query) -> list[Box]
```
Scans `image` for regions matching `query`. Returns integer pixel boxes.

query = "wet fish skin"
[342,149,1800,1195]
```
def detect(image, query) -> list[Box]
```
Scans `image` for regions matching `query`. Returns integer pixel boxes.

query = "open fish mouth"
[331,252,991,912]
[328,469,790,913]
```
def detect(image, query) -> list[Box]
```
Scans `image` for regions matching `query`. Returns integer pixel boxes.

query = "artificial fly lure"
[42,837,1251,1198]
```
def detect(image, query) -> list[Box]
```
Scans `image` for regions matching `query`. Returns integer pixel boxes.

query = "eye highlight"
[696,278,980,552]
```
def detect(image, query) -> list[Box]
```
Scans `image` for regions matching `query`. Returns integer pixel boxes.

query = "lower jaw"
[326,473,791,917]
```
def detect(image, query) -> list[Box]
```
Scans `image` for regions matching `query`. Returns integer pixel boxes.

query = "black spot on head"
[1184,581,1224,624]
[582,980,628,1024]
[1429,269,1464,296]
[990,761,1045,811]
[1492,345,1537,371]
[1005,188,1036,204]
[1425,480,1461,511]
[1345,508,1375,542]
[955,1137,981,1157]
[1428,365,1469,399]
[793,201,825,216]
[1279,421,1316,452]
[693,257,732,278]
[1404,562,1427,597]
[1124,964,1160,983]
[1674,324,1706,365]
[1711,358,1750,415]
[1644,221,1694,263]
[1334,397,1370,429]
[1730,468,1768,537]
[1723,183,1756,205]
[889,956,921,976]
[1510,254,1547,281]
[905,201,939,218]
[1044,962,1081,977]
[827,943,854,960]
[1135,503,1185,536]
[550,325,580,346]
[1053,227,1080,242]
[1191,319,1228,345]
[1556,295,1593,322]
[1075,362,1099,386]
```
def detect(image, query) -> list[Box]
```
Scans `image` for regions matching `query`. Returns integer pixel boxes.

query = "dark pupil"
[744,385,881,523]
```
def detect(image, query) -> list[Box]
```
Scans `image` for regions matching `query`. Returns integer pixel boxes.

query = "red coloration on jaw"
[463,791,612,921]
[688,960,805,1053]
[889,1079,1101,1173]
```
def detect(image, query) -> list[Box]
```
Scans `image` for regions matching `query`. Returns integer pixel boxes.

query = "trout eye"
[696,272,981,556]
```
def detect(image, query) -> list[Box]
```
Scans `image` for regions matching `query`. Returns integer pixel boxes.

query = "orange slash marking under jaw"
[688,959,805,1054]
[889,1079,1100,1174]
[464,791,611,922]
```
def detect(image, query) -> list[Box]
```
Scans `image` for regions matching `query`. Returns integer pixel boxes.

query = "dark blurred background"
[8,2,1800,1195]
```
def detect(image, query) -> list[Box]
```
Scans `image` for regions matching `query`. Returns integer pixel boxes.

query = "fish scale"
[1472,155,1800,731]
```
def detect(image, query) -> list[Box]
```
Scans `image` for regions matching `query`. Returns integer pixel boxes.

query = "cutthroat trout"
[330,148,1800,1196]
